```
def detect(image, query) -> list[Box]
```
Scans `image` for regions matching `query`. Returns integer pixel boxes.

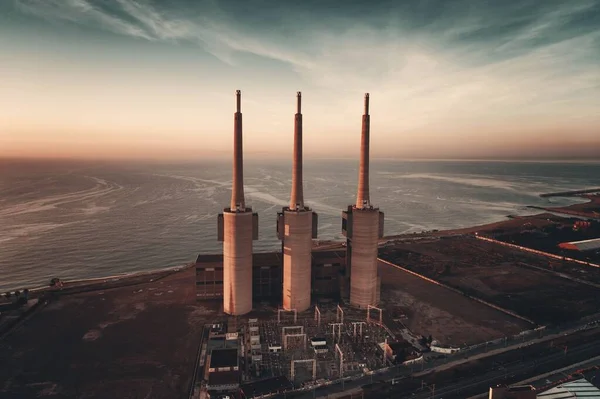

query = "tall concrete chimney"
[217,90,258,316]
[277,91,318,312]
[231,90,245,211]
[290,91,304,210]
[356,93,370,209]
[341,93,384,309]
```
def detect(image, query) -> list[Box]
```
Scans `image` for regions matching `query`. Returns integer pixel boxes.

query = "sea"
[1,159,598,291]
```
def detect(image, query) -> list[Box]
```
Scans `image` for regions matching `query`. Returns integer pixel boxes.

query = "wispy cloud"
[17,0,155,40]
[11,0,600,153]
[16,0,314,68]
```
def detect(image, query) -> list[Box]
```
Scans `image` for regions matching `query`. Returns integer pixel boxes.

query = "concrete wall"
[282,210,313,312]
[223,211,254,315]
[349,209,380,308]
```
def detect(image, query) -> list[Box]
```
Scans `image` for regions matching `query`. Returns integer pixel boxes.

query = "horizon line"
[1,155,599,164]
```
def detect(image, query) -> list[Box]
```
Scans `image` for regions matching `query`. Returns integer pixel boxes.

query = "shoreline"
[3,190,599,295]
[0,213,556,295]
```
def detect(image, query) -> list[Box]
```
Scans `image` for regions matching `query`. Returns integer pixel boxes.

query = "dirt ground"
[0,267,220,399]
[380,236,600,325]
[378,260,530,347]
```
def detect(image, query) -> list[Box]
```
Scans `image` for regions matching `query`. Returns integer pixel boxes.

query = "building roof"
[209,348,238,369]
[538,378,600,398]
[312,250,346,262]
[197,248,346,266]
[241,376,293,398]
[558,238,600,252]
[196,253,222,263]
[388,340,414,353]
[207,370,240,387]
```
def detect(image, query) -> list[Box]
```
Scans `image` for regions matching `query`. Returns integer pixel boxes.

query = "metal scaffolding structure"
[281,325,304,350]
[335,343,344,378]
[336,304,345,324]
[352,321,366,338]
[290,359,317,381]
[284,333,307,351]
[367,304,383,325]
[314,305,321,328]
[278,308,298,324]
[331,322,344,343]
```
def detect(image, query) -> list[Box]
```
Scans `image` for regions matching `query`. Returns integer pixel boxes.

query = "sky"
[1,0,599,160]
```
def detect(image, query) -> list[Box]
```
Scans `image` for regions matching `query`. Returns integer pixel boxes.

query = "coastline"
[3,191,599,295]
[528,193,600,220]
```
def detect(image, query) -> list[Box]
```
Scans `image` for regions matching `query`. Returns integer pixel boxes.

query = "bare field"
[378,260,530,347]
[380,236,600,325]
[0,267,220,399]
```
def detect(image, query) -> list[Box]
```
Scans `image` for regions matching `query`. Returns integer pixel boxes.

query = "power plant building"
[196,249,346,302]
[276,92,318,312]
[207,91,382,312]
[217,90,259,316]
[342,93,385,308]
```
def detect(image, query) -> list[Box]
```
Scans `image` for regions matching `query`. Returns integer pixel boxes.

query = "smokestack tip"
[236,89,241,95]
[364,93,370,115]
[236,90,241,112]
[296,91,302,113]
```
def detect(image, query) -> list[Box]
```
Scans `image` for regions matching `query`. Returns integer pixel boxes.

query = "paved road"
[188,325,209,399]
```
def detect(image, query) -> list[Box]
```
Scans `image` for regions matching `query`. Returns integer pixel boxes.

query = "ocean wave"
[0,175,121,217]
[151,173,229,187]
[81,205,112,216]
[0,221,83,244]
[245,186,287,207]
[393,173,520,191]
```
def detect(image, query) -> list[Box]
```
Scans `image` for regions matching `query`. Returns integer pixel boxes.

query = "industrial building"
[196,249,346,302]
[382,340,420,364]
[276,92,318,313]
[217,90,259,316]
[342,93,384,308]
[558,237,600,252]
[537,378,600,398]
[209,91,384,312]
[205,328,241,396]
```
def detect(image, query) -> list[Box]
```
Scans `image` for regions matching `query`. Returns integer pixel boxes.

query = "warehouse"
[558,237,600,251]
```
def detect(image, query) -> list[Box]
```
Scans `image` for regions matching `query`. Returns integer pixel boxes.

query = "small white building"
[268,344,282,353]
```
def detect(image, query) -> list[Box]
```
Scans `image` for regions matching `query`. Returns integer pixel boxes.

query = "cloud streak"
[7,0,600,159]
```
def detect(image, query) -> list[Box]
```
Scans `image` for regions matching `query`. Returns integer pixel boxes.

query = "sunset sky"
[1,0,599,160]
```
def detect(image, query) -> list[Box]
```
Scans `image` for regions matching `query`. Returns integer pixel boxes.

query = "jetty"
[540,188,600,198]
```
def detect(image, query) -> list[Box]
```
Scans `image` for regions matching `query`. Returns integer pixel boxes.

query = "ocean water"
[0,159,598,291]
